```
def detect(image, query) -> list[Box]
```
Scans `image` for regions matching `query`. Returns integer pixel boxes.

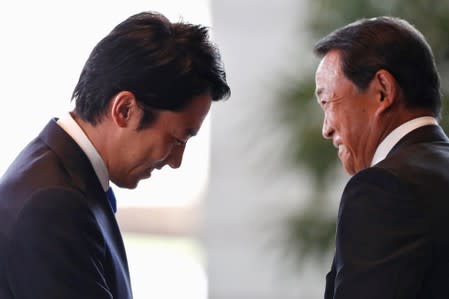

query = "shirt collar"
[57,113,110,191]
[371,116,438,166]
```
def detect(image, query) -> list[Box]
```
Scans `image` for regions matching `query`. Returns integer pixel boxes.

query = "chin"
[114,179,139,190]
[341,161,356,176]
[127,180,140,189]
[344,167,356,176]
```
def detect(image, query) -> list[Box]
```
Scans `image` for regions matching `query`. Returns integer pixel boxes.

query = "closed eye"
[174,138,186,146]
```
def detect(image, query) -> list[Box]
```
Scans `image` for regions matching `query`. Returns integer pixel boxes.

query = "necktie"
[105,187,117,213]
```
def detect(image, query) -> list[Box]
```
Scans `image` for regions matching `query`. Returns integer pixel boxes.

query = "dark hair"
[72,11,230,128]
[314,16,441,117]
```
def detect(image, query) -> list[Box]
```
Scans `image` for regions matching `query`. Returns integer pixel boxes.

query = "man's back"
[376,125,449,297]
[327,125,449,298]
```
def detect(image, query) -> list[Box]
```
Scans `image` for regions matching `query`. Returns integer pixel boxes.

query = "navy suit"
[325,125,449,298]
[0,119,133,299]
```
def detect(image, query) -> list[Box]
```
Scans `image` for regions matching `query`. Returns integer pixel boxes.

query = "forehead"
[154,94,212,132]
[180,94,212,122]
[315,50,352,99]
[315,50,343,84]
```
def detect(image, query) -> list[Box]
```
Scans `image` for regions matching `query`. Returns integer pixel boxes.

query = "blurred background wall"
[202,0,327,298]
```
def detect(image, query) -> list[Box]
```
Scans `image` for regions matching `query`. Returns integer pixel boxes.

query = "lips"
[333,140,345,157]
[141,168,154,179]
[338,145,344,155]
[332,135,343,148]
[333,140,342,149]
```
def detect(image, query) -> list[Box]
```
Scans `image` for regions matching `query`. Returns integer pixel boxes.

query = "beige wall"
[202,0,326,298]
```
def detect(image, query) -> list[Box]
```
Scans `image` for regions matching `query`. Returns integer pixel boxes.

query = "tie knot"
[105,187,117,213]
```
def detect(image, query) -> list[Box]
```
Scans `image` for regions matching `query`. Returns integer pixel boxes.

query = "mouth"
[332,137,343,149]
[141,168,154,179]
[337,145,344,156]
[154,163,166,170]
[333,141,341,150]
[333,141,345,157]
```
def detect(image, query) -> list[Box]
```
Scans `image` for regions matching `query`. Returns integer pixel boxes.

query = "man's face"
[111,94,211,189]
[315,50,379,175]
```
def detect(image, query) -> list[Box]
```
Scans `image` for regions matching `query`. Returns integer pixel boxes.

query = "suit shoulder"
[377,141,449,175]
[14,187,97,229]
[345,166,409,197]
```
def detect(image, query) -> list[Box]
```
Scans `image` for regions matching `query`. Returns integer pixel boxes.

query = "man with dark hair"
[0,11,230,299]
[314,16,449,298]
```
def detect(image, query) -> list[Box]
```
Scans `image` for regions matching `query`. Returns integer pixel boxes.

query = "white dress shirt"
[371,116,438,166]
[57,113,109,192]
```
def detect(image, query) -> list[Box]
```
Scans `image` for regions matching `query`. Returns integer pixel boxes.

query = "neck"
[376,106,434,148]
[71,112,112,172]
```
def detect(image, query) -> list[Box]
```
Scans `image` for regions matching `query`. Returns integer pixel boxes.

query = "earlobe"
[110,91,137,127]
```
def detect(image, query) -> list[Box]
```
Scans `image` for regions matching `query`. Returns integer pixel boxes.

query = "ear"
[110,91,138,128]
[373,69,399,116]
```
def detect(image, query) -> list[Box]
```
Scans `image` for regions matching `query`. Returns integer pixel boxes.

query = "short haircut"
[314,16,441,117]
[72,11,230,128]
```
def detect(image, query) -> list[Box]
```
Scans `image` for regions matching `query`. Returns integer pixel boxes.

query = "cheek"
[336,109,358,138]
[146,137,174,163]
[325,105,340,125]
[117,139,154,169]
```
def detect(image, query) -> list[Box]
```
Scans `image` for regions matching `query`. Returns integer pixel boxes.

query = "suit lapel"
[38,119,132,296]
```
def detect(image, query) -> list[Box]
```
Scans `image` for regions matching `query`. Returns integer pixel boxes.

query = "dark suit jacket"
[325,125,449,299]
[0,119,133,299]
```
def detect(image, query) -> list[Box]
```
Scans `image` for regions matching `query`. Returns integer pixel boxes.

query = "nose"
[322,115,334,140]
[166,145,186,169]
